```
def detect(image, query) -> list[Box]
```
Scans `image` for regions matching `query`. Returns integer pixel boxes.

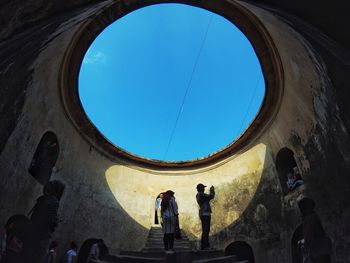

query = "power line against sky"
[79,3,265,161]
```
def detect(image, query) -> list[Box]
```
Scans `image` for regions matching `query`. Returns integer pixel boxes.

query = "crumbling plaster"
[0,0,348,262]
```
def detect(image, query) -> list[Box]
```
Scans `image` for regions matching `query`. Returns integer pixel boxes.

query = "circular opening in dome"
[78,3,265,162]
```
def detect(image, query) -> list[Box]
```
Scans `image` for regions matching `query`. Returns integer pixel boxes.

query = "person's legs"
[168,233,175,250]
[201,216,211,249]
[163,234,169,250]
[24,238,50,263]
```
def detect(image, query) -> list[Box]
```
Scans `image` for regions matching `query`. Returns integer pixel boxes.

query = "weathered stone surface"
[0,1,350,262]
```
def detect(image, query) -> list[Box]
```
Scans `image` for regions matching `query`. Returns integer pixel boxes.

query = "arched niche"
[225,241,255,263]
[275,147,298,194]
[28,131,59,185]
[291,225,303,263]
[154,192,164,225]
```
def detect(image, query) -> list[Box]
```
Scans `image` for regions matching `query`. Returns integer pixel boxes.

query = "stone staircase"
[96,225,249,263]
[142,225,192,252]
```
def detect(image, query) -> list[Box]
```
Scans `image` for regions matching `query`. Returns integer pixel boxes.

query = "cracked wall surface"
[0,0,350,262]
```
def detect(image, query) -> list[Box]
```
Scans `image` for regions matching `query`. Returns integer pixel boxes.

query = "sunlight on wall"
[105,144,266,238]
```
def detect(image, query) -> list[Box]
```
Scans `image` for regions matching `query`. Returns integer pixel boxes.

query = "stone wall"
[0,0,349,262]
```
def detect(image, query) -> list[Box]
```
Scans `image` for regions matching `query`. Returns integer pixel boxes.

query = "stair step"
[147,238,190,241]
[142,247,192,253]
[117,255,164,263]
[120,250,165,258]
[192,255,236,263]
[190,250,226,261]
[146,240,190,246]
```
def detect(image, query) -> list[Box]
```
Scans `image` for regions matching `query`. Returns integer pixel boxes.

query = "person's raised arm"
[209,185,215,199]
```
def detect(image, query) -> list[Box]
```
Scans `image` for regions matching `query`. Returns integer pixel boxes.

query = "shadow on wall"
[212,145,285,260]
[105,143,266,237]
[225,241,255,263]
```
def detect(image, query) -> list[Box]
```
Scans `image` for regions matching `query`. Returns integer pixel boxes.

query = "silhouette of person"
[196,183,215,250]
[298,197,332,263]
[47,240,58,263]
[24,180,65,263]
[0,214,29,263]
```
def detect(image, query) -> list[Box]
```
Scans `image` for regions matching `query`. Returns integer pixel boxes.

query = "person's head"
[5,214,29,241]
[166,190,175,197]
[43,180,66,200]
[298,197,316,215]
[293,167,300,175]
[196,183,206,193]
[70,241,78,250]
[49,240,58,249]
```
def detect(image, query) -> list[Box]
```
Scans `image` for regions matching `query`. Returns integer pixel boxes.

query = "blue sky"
[78,4,265,161]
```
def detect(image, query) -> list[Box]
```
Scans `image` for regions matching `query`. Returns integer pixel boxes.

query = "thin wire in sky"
[237,71,262,135]
[163,14,214,159]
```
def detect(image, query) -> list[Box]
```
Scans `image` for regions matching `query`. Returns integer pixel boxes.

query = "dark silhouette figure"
[291,225,303,263]
[0,215,29,263]
[47,240,58,263]
[298,197,332,263]
[23,180,65,263]
[196,183,215,250]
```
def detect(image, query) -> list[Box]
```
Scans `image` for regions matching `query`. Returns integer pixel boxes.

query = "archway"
[225,241,255,263]
[154,192,164,225]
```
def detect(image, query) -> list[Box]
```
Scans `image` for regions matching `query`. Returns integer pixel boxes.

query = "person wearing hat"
[196,183,215,250]
[161,190,178,252]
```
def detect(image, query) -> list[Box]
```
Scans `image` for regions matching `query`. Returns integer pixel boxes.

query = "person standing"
[196,184,215,250]
[155,193,164,225]
[298,197,332,263]
[24,180,65,263]
[65,242,77,263]
[161,190,178,252]
[0,215,29,263]
[47,240,58,263]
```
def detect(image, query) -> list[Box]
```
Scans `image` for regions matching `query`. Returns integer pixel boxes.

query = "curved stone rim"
[59,0,284,170]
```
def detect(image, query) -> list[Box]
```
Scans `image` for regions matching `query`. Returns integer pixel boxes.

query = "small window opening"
[28,131,59,185]
[275,148,304,194]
